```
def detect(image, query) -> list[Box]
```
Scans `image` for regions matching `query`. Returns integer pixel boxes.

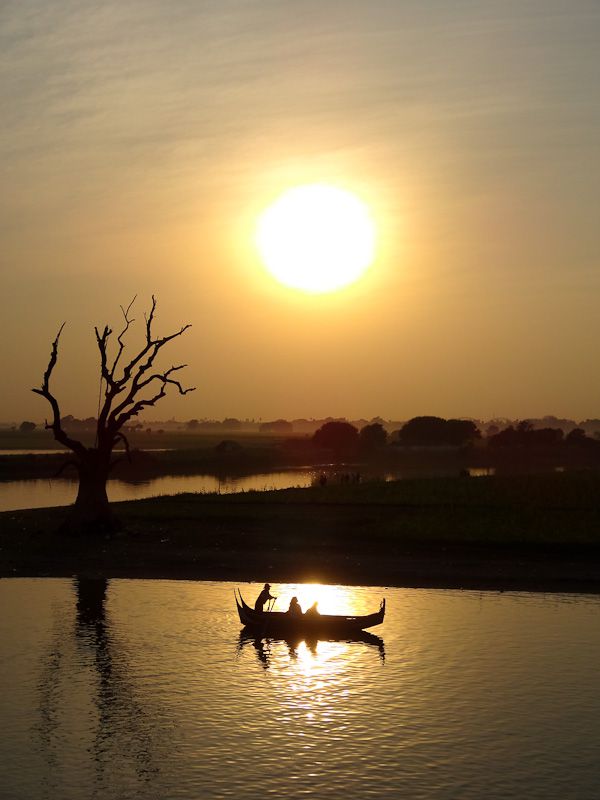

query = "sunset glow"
[276,583,360,617]
[256,184,376,294]
[4,2,600,797]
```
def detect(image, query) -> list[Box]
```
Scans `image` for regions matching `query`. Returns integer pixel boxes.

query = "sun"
[256,184,376,294]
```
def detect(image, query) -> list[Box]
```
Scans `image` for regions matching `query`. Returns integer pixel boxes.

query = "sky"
[1,0,599,424]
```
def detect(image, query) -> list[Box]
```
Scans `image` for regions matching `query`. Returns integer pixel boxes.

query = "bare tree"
[33,297,195,533]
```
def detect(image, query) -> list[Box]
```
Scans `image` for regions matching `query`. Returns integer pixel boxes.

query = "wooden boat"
[235,589,385,635]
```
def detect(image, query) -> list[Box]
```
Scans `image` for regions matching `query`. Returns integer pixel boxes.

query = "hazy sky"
[2,0,599,423]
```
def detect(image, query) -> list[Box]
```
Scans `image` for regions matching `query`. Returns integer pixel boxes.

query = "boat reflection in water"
[237,629,385,670]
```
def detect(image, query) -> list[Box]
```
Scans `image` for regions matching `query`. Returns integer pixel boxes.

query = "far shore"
[3,473,600,594]
[4,428,600,484]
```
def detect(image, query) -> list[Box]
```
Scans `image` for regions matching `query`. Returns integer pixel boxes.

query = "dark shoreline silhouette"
[5,470,600,593]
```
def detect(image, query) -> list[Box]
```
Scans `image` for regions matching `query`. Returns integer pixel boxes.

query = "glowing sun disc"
[256,184,375,293]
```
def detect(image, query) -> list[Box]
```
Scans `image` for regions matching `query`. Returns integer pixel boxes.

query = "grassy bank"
[3,472,600,592]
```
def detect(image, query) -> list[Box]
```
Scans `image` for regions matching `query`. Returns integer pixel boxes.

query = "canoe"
[235,589,385,635]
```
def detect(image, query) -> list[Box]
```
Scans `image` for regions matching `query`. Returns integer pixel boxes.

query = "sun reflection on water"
[269,582,371,616]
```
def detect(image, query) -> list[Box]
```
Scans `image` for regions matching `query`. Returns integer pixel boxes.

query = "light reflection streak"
[237,631,384,673]
[266,582,376,616]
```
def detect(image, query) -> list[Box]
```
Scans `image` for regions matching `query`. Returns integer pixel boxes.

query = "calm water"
[0,470,322,512]
[1,579,599,799]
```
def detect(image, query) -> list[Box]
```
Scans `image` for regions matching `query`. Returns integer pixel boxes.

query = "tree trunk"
[61,449,120,535]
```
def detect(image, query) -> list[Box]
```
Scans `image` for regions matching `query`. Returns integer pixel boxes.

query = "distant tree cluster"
[176,416,399,435]
[396,416,480,447]
[487,421,600,450]
[359,422,387,450]
[260,419,294,433]
[313,421,359,455]
[488,421,563,448]
[186,418,242,431]
[19,420,36,433]
[215,439,243,454]
[60,415,98,431]
[311,420,389,455]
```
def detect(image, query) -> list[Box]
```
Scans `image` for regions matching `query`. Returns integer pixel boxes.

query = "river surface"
[1,579,599,799]
[0,470,319,512]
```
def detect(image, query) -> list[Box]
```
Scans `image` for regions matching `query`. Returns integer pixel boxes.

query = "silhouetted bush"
[359,422,387,450]
[313,421,359,455]
[397,416,480,447]
[215,440,243,454]
[488,423,564,448]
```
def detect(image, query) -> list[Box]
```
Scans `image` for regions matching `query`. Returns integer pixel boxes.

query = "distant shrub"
[359,422,387,450]
[260,419,293,433]
[397,416,480,447]
[313,421,359,455]
[215,440,243,454]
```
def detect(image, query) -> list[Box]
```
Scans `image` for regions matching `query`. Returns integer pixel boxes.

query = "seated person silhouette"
[254,583,276,612]
[305,601,320,617]
[287,596,303,616]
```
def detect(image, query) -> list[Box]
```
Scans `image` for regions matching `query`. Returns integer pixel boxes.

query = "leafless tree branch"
[31,324,87,457]
[112,369,196,429]
[53,459,80,478]
[34,298,193,462]
[110,295,137,380]
[113,431,132,462]
[105,301,194,430]
[94,325,114,388]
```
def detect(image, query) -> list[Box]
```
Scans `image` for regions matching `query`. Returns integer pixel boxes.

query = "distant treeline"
[4,414,600,484]
[301,417,600,455]
[7,413,600,439]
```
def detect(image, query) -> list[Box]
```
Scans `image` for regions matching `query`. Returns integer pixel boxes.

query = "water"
[1,579,599,799]
[0,470,318,512]
[0,449,173,455]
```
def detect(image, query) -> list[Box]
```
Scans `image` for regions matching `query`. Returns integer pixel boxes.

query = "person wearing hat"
[254,583,276,612]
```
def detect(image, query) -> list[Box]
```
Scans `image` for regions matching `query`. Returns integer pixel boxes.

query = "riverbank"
[3,472,600,592]
[5,435,600,483]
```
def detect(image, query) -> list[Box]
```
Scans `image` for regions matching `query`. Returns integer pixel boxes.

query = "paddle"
[260,596,276,637]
